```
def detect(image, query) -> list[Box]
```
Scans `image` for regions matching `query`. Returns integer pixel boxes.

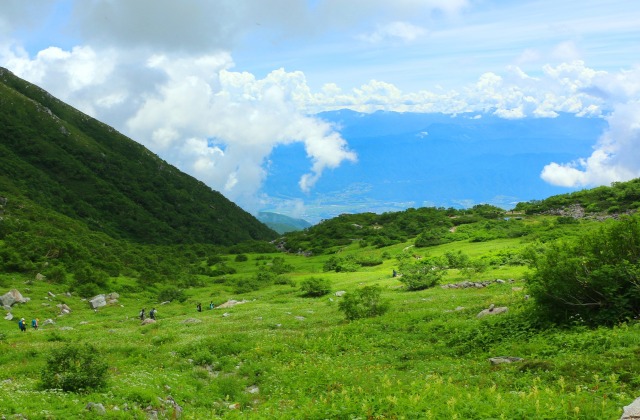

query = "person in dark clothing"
[139,308,145,320]
[197,303,202,312]
[18,318,27,332]
[149,308,156,320]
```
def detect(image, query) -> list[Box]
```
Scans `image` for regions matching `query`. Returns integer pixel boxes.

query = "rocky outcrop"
[216,299,249,309]
[441,279,513,289]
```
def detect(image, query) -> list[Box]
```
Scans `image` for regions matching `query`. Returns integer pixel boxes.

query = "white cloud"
[541,100,640,187]
[358,21,427,43]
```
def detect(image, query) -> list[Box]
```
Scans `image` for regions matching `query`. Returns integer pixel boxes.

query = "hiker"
[209,301,214,310]
[392,269,397,277]
[149,308,156,320]
[197,303,202,312]
[31,318,38,330]
[139,308,145,321]
[18,318,26,332]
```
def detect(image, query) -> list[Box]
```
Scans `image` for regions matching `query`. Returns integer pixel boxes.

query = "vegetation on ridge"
[0,67,277,245]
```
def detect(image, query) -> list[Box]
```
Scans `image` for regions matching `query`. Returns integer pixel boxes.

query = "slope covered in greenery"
[1,207,639,418]
[514,178,640,215]
[0,67,276,245]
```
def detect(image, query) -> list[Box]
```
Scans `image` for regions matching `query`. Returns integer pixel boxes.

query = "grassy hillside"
[0,67,276,245]
[1,209,639,418]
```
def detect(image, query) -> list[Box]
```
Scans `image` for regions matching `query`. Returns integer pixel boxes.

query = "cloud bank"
[2,0,640,216]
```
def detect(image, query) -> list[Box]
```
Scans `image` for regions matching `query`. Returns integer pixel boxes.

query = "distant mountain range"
[261,109,607,223]
[0,67,277,245]
[257,212,312,234]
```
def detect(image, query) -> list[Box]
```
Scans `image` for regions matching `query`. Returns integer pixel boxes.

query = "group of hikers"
[139,301,215,320]
[139,307,157,321]
[17,318,38,332]
[196,301,215,312]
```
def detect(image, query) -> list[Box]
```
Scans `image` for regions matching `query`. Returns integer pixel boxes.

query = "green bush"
[338,285,389,320]
[235,254,248,262]
[40,344,108,392]
[527,215,640,326]
[158,286,187,303]
[299,277,331,297]
[398,260,444,291]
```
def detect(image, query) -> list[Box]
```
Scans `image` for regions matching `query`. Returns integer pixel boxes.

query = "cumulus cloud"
[125,55,356,208]
[541,100,640,187]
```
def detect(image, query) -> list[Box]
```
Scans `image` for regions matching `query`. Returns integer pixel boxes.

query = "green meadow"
[2,232,639,419]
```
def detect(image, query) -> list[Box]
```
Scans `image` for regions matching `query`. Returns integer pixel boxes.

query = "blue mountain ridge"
[261,110,607,224]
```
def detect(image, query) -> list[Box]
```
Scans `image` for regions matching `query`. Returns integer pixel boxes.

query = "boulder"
[85,402,106,415]
[621,396,640,419]
[477,304,508,318]
[42,319,55,326]
[89,295,107,309]
[141,318,156,325]
[57,303,72,314]
[106,292,120,300]
[4,312,13,321]
[335,291,346,297]
[0,289,27,307]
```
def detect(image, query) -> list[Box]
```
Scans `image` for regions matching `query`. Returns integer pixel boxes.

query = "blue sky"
[1,0,640,217]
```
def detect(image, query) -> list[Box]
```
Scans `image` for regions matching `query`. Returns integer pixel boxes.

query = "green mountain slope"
[0,67,277,245]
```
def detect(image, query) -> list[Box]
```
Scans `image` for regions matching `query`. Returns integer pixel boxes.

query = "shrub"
[338,285,389,320]
[300,277,331,297]
[235,254,248,262]
[158,286,187,303]
[40,344,108,392]
[527,215,640,326]
[398,260,444,291]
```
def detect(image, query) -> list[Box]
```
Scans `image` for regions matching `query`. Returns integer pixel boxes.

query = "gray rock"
[0,289,27,306]
[42,319,55,326]
[89,295,106,309]
[477,304,508,318]
[621,396,640,419]
[48,291,56,298]
[4,312,13,321]
[335,291,346,297]
[217,299,248,309]
[85,402,106,415]
[182,318,201,324]
[489,356,523,365]
[141,318,156,325]
[56,303,72,314]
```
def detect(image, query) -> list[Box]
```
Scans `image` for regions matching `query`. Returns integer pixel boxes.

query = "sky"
[1,0,640,218]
